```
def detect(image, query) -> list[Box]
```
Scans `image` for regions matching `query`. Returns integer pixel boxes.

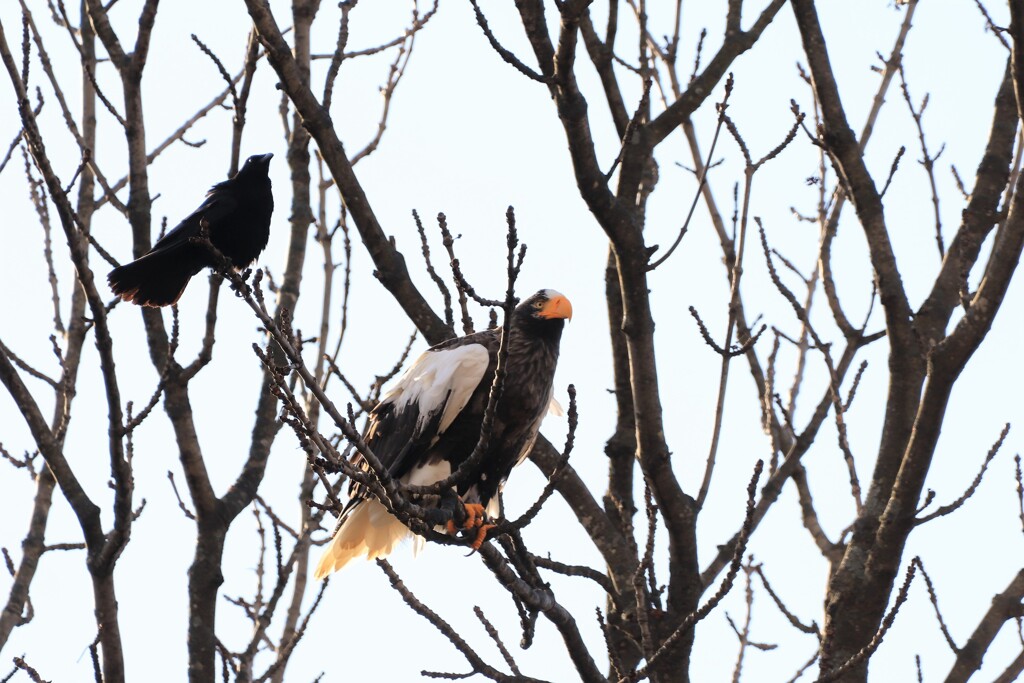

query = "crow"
[108,153,275,307]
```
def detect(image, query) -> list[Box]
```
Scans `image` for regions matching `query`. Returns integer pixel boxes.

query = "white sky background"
[0,1,1022,681]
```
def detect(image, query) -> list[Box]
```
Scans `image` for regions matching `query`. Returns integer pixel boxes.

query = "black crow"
[108,153,274,307]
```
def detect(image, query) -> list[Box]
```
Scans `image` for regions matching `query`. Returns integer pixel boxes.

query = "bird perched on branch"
[314,289,572,578]
[108,153,274,307]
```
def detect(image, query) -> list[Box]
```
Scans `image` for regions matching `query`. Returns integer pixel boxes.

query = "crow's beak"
[260,153,274,164]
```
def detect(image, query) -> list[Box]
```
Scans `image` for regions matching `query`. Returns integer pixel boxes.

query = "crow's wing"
[150,186,239,253]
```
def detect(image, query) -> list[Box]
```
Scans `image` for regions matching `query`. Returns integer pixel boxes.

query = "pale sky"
[1,1,1022,681]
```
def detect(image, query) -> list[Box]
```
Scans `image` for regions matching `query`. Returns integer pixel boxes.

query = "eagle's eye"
[533,300,545,309]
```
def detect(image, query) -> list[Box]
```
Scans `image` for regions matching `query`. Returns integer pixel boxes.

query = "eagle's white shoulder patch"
[381,343,490,434]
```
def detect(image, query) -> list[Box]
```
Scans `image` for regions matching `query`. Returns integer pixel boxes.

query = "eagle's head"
[514,289,572,337]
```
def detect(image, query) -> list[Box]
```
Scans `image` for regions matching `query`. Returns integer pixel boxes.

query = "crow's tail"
[108,246,203,307]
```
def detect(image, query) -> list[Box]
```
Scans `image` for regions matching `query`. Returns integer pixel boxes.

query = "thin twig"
[916,423,1009,525]
[469,0,548,83]
[648,74,733,271]
[413,209,454,330]
[912,557,958,653]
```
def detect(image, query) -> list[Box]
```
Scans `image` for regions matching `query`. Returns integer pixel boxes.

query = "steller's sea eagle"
[314,289,572,578]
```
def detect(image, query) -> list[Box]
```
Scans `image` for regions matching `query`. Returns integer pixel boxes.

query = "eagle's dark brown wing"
[314,332,496,578]
[345,330,498,504]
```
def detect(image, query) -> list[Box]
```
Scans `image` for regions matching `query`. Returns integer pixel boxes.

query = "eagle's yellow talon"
[463,503,486,529]
[447,502,487,536]
[470,524,496,551]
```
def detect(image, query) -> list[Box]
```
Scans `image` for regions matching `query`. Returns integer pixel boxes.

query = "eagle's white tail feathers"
[486,495,501,521]
[313,500,411,579]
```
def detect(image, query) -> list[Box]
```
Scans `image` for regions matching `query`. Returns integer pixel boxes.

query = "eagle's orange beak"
[538,294,573,321]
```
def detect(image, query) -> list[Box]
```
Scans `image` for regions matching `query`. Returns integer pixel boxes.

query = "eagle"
[314,289,572,578]
[108,153,274,307]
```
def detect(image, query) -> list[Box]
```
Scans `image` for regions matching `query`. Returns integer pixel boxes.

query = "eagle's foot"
[444,502,496,551]
[446,503,487,535]
[469,523,496,551]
